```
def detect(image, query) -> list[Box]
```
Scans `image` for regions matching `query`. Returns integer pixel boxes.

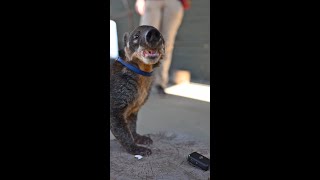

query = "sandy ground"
[110,132,210,180]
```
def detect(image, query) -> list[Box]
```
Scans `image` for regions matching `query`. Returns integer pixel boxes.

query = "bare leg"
[139,0,162,29]
[155,0,184,88]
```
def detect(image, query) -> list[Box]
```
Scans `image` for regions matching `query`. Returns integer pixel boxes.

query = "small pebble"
[134,155,143,160]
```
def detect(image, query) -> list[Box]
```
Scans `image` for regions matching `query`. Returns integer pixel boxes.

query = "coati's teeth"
[142,50,159,57]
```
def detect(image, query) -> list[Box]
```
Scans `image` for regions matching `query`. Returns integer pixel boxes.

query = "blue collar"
[116,57,153,77]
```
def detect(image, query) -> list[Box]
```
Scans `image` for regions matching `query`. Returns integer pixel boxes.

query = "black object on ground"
[187,152,210,171]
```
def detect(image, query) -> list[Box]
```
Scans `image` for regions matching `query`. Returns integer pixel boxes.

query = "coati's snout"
[145,29,162,48]
[123,25,165,65]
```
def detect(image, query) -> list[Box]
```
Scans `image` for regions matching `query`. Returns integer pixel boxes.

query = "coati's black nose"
[145,29,161,46]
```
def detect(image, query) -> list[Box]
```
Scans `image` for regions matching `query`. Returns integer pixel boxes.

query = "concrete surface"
[110,93,211,145]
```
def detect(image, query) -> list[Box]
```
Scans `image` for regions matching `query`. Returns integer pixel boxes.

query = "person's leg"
[139,0,163,29]
[154,0,184,90]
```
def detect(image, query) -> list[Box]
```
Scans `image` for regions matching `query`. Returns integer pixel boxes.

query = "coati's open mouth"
[135,45,163,65]
[141,49,160,59]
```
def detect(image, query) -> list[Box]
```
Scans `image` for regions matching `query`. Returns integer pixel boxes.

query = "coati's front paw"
[134,135,153,145]
[127,145,152,156]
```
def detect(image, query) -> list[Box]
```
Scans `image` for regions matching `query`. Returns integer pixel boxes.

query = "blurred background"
[110,0,210,145]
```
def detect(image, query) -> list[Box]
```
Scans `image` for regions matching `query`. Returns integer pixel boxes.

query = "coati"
[110,26,165,155]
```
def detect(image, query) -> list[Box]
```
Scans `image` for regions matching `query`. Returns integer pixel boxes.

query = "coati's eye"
[134,34,139,39]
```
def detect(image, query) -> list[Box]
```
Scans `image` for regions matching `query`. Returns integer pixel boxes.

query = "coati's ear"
[123,32,130,47]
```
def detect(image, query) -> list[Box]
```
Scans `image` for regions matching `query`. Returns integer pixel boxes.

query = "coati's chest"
[125,75,153,115]
[110,57,155,118]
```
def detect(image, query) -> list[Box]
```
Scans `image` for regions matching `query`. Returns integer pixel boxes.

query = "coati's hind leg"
[110,112,152,155]
[128,112,153,145]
